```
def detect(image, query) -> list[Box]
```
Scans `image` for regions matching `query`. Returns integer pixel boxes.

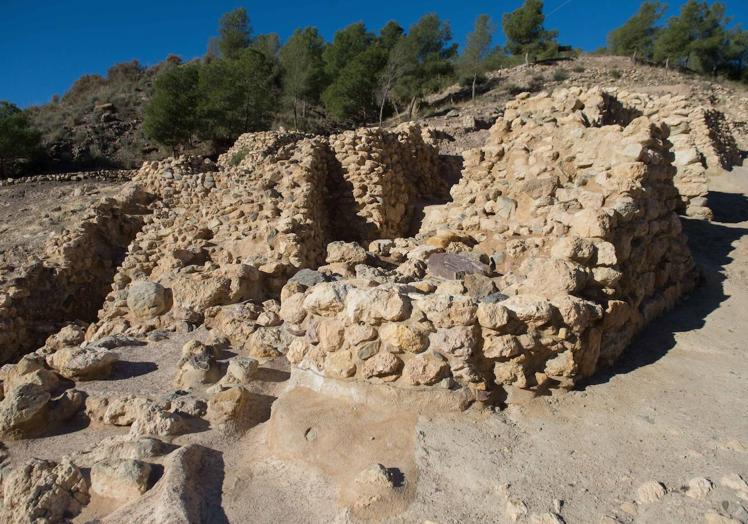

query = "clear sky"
[1,0,746,108]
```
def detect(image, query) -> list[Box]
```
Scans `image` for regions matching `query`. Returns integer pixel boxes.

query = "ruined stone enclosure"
[0,87,742,410]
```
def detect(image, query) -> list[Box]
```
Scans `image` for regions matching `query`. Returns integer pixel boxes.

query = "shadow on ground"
[707,191,748,223]
[582,215,748,387]
[200,446,230,524]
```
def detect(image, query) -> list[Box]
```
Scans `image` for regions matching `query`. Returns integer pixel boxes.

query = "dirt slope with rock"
[0,63,746,523]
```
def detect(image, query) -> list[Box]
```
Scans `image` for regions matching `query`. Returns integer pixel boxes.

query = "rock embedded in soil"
[91,458,152,501]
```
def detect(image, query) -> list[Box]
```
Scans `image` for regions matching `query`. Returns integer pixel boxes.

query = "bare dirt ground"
[0,181,123,265]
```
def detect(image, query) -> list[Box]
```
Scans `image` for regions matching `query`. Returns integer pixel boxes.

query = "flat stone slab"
[426,253,489,280]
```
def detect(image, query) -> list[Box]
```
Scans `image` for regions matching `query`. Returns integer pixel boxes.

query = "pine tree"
[0,101,41,178]
[198,49,276,148]
[322,46,387,124]
[379,21,404,51]
[143,63,201,154]
[393,14,457,119]
[217,8,252,60]
[323,23,374,80]
[459,15,495,101]
[725,28,748,79]
[279,28,327,129]
[378,35,410,125]
[654,0,731,75]
[608,1,666,61]
[503,0,559,63]
[252,33,281,63]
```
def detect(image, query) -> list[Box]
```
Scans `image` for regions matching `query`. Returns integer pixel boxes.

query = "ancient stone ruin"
[286,87,702,402]
[0,83,744,521]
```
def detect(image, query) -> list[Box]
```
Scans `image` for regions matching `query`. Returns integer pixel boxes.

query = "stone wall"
[83,127,445,357]
[611,89,742,219]
[0,188,149,363]
[326,124,446,241]
[284,88,699,403]
[0,170,134,187]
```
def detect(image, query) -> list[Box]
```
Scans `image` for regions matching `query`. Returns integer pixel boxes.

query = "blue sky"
[1,0,746,108]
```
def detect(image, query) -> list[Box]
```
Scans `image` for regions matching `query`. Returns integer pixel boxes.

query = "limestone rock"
[91,458,152,501]
[207,386,251,431]
[636,480,667,504]
[1,457,89,523]
[326,241,368,265]
[362,353,403,381]
[102,445,216,524]
[685,477,713,499]
[46,346,119,380]
[219,357,259,386]
[426,253,489,280]
[403,353,449,385]
[127,281,169,319]
[174,340,220,388]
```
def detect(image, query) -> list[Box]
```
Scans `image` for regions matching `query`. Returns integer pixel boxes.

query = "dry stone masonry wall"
[0,188,149,363]
[81,127,447,361]
[611,89,742,219]
[0,85,740,411]
[286,87,700,403]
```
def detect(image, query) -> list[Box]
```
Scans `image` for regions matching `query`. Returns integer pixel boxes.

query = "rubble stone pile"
[286,87,700,402]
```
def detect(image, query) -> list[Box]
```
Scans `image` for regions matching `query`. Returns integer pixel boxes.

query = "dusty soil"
[0,181,123,266]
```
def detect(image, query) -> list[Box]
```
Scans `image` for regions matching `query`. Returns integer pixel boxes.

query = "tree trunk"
[407,96,418,121]
[392,100,401,122]
[525,52,529,66]
[0,157,5,179]
[632,50,638,64]
[379,87,389,127]
[472,73,477,103]
[665,57,670,69]
[293,97,298,130]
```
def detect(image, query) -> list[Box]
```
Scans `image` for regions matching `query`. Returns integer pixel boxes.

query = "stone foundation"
[284,88,699,401]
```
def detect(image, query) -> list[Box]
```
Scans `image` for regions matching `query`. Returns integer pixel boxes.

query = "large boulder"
[91,459,152,501]
[46,346,119,380]
[0,384,84,439]
[127,281,169,319]
[102,445,223,524]
[1,458,89,523]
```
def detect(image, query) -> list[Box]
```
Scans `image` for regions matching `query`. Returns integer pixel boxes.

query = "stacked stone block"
[285,88,699,403]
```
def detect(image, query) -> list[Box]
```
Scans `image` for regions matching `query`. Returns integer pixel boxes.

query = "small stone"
[362,353,403,380]
[127,281,169,319]
[636,480,666,504]
[355,464,398,488]
[686,477,713,499]
[426,253,489,280]
[530,513,565,524]
[506,498,529,521]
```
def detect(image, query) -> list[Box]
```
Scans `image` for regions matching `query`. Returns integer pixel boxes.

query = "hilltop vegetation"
[0,0,747,178]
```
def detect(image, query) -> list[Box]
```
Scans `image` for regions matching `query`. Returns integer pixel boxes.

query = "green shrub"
[610,69,623,79]
[229,149,247,166]
[553,70,569,82]
[573,65,585,73]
